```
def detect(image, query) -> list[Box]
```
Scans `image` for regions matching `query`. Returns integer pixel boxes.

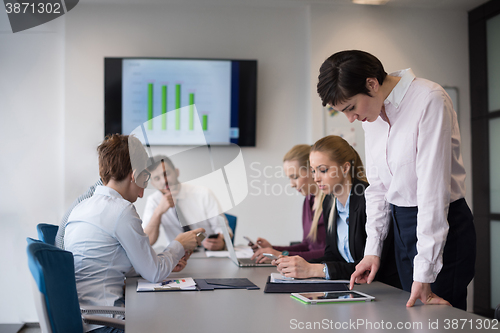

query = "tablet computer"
[291,291,375,304]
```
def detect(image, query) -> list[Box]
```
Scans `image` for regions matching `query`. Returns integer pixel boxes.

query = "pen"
[161,160,169,192]
[161,279,174,286]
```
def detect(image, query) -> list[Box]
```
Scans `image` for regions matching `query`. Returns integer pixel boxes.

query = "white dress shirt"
[142,183,231,245]
[65,186,184,332]
[362,69,466,283]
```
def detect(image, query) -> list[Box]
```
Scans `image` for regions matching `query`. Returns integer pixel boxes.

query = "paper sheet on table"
[205,245,254,258]
[137,277,197,291]
[270,273,350,284]
[205,251,230,258]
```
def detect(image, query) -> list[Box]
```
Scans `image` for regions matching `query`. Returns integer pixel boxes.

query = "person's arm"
[56,179,103,249]
[282,248,325,261]
[203,190,232,250]
[116,205,203,283]
[413,90,453,283]
[309,234,337,263]
[273,243,309,253]
[350,134,391,285]
[116,207,184,282]
[142,191,174,245]
[276,256,325,279]
[405,90,454,306]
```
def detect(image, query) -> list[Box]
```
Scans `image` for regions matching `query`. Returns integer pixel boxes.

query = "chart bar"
[176,84,181,130]
[162,85,167,130]
[202,114,208,131]
[148,83,153,130]
[189,93,195,130]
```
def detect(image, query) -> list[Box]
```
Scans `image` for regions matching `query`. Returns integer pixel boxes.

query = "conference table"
[125,256,495,333]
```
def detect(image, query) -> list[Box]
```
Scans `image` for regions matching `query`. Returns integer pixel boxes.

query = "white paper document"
[205,245,253,258]
[137,277,197,291]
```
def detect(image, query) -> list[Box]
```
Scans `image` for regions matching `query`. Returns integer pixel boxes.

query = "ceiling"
[85,0,490,12]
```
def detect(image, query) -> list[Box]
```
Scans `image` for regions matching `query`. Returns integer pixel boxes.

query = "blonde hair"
[283,145,325,242]
[283,144,310,167]
[310,135,367,183]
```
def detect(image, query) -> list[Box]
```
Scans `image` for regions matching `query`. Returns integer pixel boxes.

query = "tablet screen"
[298,292,367,301]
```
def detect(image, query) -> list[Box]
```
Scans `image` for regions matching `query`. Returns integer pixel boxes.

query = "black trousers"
[390,198,476,310]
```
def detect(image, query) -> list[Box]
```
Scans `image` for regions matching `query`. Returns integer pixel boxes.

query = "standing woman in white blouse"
[316,50,475,310]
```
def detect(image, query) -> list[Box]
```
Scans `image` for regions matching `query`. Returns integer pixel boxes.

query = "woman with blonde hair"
[251,144,327,262]
[275,136,400,287]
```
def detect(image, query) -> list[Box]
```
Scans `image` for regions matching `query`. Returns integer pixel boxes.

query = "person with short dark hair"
[318,50,475,310]
[64,134,204,333]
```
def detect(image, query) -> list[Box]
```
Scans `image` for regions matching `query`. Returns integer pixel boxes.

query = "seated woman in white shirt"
[64,134,204,333]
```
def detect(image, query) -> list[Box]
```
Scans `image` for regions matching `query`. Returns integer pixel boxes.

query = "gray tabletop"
[125,258,496,332]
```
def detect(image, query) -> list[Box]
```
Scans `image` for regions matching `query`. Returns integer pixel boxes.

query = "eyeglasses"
[135,169,151,189]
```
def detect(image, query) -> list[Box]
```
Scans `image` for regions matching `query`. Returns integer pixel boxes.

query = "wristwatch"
[281,250,289,256]
[323,263,329,279]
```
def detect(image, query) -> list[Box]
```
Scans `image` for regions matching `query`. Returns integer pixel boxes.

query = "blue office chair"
[26,238,125,333]
[224,213,237,244]
[36,223,59,245]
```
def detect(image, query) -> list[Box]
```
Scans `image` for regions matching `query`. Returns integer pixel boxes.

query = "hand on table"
[406,282,451,307]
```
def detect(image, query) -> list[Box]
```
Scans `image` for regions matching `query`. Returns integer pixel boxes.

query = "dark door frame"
[469,0,500,318]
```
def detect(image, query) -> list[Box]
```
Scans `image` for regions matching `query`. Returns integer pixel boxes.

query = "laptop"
[219,217,274,267]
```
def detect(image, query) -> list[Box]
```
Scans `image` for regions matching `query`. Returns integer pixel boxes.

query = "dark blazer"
[309,178,401,289]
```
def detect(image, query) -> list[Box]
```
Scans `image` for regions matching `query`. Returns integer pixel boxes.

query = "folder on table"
[263,276,348,293]
[195,278,259,290]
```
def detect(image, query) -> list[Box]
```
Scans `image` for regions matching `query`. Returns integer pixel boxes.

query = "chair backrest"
[26,238,83,333]
[224,213,237,243]
[36,223,59,246]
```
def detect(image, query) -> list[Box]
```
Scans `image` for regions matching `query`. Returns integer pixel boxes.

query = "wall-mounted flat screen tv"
[105,57,257,146]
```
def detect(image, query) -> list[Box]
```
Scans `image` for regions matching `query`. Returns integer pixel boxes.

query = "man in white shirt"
[142,155,231,251]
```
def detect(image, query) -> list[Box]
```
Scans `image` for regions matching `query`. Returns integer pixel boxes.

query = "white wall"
[63,3,311,251]
[0,1,476,323]
[0,13,65,323]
